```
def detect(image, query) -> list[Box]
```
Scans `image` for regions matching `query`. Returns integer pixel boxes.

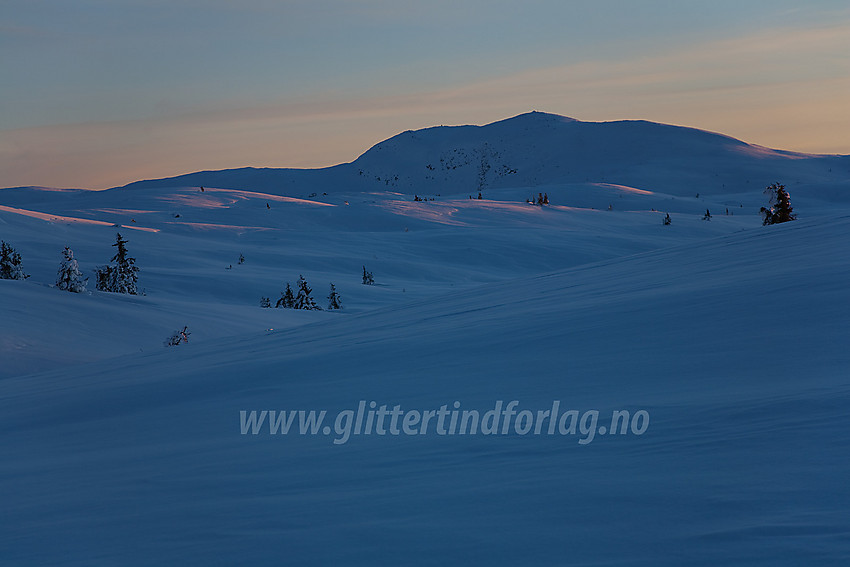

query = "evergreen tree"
[276,282,295,308]
[260,296,271,308]
[663,213,672,226]
[56,246,87,292]
[110,233,139,294]
[327,283,342,310]
[95,233,139,294]
[0,241,29,280]
[773,184,796,223]
[94,265,113,291]
[294,275,320,310]
[761,183,796,225]
[362,265,374,285]
[702,209,712,221]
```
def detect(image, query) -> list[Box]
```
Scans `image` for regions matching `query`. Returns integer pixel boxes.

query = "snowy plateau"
[1,111,849,565]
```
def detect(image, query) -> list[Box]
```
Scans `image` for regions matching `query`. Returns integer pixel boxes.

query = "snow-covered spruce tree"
[0,241,29,280]
[761,183,796,225]
[294,275,320,310]
[663,213,672,226]
[702,209,711,221]
[260,296,271,308]
[95,233,139,294]
[327,283,342,310]
[362,265,374,285]
[276,282,295,308]
[110,233,139,294]
[284,283,295,307]
[56,246,87,292]
[94,265,113,291]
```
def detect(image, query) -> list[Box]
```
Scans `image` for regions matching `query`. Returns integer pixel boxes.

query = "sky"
[2,0,849,189]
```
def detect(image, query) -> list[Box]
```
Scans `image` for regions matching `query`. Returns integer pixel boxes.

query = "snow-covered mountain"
[110,111,849,200]
[1,112,849,565]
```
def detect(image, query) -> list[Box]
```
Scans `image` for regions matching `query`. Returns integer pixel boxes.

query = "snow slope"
[0,182,758,379]
[1,112,848,565]
[108,111,850,202]
[1,215,848,565]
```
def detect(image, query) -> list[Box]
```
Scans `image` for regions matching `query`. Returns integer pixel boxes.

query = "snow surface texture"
[1,112,848,565]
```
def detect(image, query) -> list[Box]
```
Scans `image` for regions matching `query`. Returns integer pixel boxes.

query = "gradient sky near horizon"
[2,0,849,189]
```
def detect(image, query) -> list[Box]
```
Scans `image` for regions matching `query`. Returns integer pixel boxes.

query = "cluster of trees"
[8,227,365,315]
[527,193,549,205]
[1,233,139,294]
[7,182,796,314]
[657,183,795,227]
[261,266,374,310]
[261,275,342,311]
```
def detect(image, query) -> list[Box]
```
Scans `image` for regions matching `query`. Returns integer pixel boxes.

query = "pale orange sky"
[2,2,848,189]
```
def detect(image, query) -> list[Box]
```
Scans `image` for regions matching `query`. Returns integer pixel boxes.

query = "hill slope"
[1,112,848,565]
[1,215,848,565]
[110,112,850,201]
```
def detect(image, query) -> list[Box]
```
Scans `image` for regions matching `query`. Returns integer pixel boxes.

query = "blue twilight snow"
[0,113,848,565]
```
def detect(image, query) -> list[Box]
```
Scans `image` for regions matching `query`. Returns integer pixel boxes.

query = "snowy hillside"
[110,111,850,201]
[1,113,849,565]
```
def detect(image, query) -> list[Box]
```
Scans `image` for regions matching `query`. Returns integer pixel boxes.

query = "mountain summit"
[115,112,848,199]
